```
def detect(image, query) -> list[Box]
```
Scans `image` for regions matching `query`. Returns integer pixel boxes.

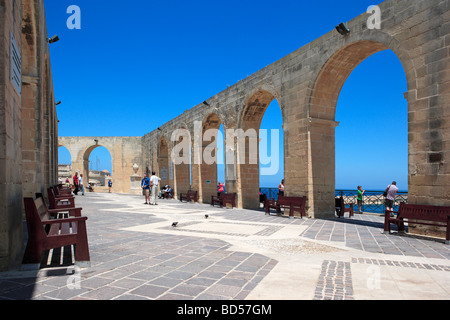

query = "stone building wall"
[0,0,58,271]
[140,0,449,219]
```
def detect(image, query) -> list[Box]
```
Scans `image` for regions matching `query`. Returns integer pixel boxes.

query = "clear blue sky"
[51,0,407,191]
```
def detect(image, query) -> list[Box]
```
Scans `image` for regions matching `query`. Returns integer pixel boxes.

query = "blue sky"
[51,0,407,190]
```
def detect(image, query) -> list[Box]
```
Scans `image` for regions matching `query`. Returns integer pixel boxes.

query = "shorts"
[385,199,394,208]
[143,189,150,196]
[357,200,363,207]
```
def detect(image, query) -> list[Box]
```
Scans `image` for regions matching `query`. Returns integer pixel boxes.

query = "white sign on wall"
[10,32,21,96]
[161,167,168,180]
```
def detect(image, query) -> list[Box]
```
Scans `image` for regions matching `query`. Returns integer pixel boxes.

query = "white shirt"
[150,175,161,186]
[386,185,398,200]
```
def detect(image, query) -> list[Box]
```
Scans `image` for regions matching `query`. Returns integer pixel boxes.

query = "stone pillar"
[307,118,340,219]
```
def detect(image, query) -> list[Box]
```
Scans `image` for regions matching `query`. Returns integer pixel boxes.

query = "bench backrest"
[35,197,51,221]
[47,187,57,204]
[224,193,236,200]
[188,190,197,196]
[398,203,450,223]
[335,197,344,209]
[278,196,306,207]
[24,198,49,242]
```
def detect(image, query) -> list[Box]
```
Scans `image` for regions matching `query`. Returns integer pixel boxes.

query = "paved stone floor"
[0,192,449,300]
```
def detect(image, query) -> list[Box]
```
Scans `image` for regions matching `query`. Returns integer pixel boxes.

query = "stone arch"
[306,35,415,217]
[192,113,223,203]
[83,144,113,180]
[58,137,143,194]
[238,87,283,130]
[307,33,416,119]
[237,89,283,209]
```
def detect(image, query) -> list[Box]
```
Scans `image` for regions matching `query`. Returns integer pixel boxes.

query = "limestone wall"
[0,0,58,271]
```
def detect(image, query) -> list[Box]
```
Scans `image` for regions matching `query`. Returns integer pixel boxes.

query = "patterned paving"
[314,261,354,300]
[1,193,449,300]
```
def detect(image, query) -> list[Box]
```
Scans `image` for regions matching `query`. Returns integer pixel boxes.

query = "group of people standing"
[71,172,85,196]
[355,181,399,214]
[278,179,400,215]
[119,171,401,214]
[59,172,110,195]
[141,172,162,205]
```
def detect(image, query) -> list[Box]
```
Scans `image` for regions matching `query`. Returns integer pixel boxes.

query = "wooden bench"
[55,184,72,196]
[179,190,198,203]
[335,197,354,218]
[48,187,76,210]
[265,196,307,218]
[211,193,236,208]
[22,197,90,267]
[384,202,450,244]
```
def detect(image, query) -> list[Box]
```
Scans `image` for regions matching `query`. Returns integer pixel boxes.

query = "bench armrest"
[41,216,88,226]
[48,207,83,217]
[55,194,75,198]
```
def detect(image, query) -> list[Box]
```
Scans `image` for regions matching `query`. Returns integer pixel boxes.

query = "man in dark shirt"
[141,173,151,204]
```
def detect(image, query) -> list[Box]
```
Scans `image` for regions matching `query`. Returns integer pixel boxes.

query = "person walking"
[108,179,112,193]
[385,181,399,216]
[357,185,365,214]
[73,172,80,195]
[150,171,161,205]
[141,173,151,204]
[79,174,85,196]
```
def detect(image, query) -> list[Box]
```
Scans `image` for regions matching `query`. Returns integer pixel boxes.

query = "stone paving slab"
[0,192,449,301]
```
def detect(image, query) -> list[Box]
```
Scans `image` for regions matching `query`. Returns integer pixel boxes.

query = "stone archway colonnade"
[61,0,449,220]
[137,0,450,218]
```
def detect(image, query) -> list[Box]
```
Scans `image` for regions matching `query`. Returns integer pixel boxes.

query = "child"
[357,186,365,214]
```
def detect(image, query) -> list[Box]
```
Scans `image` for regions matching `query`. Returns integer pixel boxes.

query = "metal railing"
[259,188,408,214]
[260,188,281,201]
[335,190,408,214]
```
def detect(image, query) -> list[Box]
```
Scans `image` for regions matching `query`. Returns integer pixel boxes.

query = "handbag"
[383,186,391,198]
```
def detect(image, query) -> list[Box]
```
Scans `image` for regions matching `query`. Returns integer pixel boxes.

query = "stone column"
[307,117,340,219]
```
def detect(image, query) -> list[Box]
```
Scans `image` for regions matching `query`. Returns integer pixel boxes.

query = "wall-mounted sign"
[161,167,168,180]
[10,32,21,96]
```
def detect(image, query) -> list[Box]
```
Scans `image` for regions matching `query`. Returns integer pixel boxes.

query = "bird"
[172,222,178,227]
[205,215,209,219]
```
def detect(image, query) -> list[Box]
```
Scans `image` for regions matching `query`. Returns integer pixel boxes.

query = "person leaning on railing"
[357,186,365,214]
[385,181,399,216]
